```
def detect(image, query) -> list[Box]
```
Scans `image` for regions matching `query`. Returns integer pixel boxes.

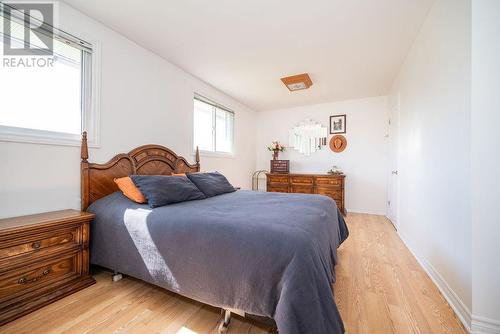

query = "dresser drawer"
[316,187,343,201]
[315,177,343,187]
[267,185,289,193]
[0,226,81,263]
[267,175,289,184]
[265,173,346,215]
[290,175,314,185]
[0,253,80,303]
[290,185,314,194]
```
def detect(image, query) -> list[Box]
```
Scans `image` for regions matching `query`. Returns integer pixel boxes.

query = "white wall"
[0,3,256,219]
[390,0,472,327]
[256,96,389,215]
[471,0,500,330]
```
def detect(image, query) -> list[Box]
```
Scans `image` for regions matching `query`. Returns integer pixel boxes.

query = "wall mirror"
[289,119,328,156]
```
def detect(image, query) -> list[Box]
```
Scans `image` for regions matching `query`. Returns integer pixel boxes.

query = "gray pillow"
[186,172,236,198]
[130,175,205,208]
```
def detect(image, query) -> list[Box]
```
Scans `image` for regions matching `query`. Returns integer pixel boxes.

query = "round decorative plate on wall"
[330,135,347,153]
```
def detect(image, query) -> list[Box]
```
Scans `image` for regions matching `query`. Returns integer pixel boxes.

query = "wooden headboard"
[80,132,200,210]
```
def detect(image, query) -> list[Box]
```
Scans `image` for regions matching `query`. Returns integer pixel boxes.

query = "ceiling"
[62,0,435,111]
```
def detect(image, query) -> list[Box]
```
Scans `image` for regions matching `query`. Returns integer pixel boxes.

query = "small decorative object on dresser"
[267,141,285,160]
[0,210,96,325]
[270,159,290,173]
[328,165,343,175]
[266,173,346,215]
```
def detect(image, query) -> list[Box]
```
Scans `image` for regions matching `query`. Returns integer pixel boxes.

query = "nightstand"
[0,209,96,325]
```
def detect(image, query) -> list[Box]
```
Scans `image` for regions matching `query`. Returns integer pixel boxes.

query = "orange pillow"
[114,176,147,204]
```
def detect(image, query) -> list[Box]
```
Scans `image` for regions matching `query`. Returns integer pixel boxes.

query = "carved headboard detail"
[80,132,200,210]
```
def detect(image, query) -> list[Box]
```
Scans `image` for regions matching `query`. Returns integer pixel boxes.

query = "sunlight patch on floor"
[175,326,199,334]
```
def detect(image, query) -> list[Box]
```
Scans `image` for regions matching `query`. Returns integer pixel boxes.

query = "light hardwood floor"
[1,213,466,334]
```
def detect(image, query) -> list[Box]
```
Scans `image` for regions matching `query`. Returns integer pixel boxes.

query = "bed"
[80,132,349,334]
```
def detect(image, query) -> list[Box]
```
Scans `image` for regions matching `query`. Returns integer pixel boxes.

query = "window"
[0,4,99,146]
[193,95,234,155]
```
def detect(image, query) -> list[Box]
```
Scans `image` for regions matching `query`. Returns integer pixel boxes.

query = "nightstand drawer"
[0,227,80,262]
[0,253,80,303]
[0,210,95,325]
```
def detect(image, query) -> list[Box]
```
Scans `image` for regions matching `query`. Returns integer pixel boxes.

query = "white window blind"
[193,95,234,155]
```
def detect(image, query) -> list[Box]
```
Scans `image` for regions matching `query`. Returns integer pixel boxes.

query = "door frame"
[387,93,400,229]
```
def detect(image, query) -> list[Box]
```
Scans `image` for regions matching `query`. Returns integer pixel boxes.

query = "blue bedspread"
[88,190,348,333]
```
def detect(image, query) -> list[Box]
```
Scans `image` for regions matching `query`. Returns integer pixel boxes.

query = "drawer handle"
[18,268,51,285]
[31,241,41,250]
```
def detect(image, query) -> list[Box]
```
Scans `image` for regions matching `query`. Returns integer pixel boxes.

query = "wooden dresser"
[266,173,346,215]
[0,210,96,325]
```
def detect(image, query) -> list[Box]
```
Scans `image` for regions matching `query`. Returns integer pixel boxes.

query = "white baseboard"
[471,315,500,334]
[397,231,472,332]
[346,208,387,216]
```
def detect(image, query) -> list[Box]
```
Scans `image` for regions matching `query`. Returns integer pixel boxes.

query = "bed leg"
[112,271,123,282]
[218,309,231,333]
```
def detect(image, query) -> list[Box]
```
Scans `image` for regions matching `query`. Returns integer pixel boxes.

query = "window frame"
[0,5,101,147]
[192,94,235,158]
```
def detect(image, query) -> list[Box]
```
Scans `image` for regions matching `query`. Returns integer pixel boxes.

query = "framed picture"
[330,114,346,134]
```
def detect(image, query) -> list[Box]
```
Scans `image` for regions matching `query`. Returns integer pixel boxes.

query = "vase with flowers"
[267,141,285,160]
